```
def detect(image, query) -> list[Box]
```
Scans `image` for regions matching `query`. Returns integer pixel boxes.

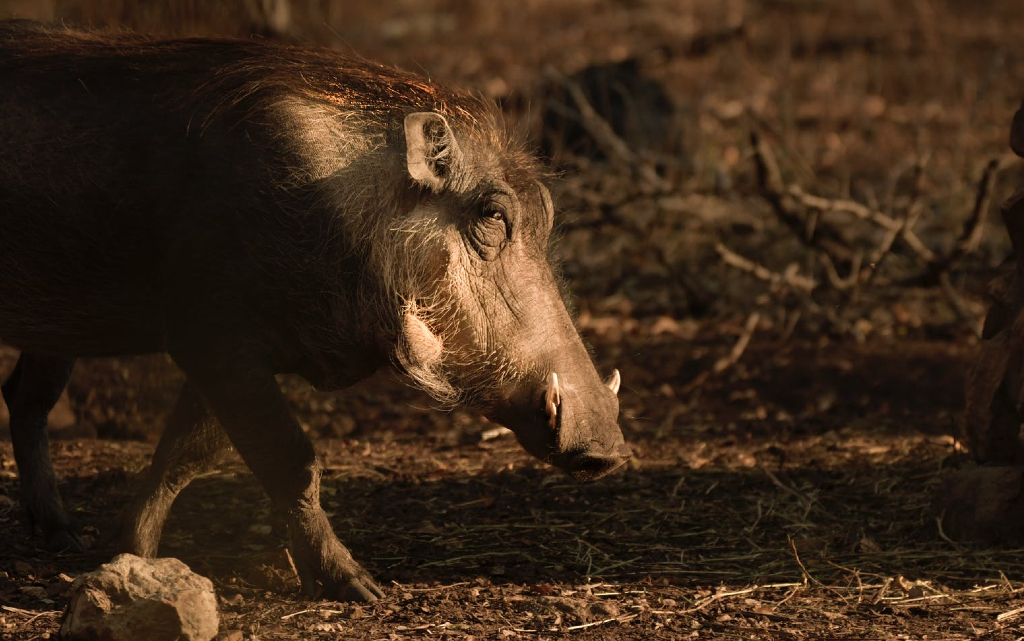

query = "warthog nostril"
[545,372,561,430]
[566,450,627,481]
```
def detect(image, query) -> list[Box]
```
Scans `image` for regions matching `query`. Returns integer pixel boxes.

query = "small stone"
[60,554,218,641]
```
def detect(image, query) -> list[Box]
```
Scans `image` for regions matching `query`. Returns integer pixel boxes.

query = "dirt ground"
[3,1,1024,639]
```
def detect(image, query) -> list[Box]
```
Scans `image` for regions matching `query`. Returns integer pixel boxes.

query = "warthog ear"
[404,112,464,191]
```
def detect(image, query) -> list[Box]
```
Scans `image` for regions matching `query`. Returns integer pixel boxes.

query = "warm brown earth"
[4,1,1024,639]
[4,334,1021,640]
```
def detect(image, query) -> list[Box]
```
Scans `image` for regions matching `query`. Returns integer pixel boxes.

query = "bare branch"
[715,243,816,292]
[931,155,1017,273]
[786,184,936,264]
[747,131,999,337]
[681,311,761,394]
[715,241,861,338]
[750,132,854,266]
[820,250,862,291]
[712,312,760,374]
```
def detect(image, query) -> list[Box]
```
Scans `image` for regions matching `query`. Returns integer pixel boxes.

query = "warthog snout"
[486,364,628,480]
[505,368,629,481]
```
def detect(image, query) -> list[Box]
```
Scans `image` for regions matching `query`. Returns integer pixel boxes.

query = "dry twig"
[713,311,761,374]
[931,154,1017,274]
[715,243,815,292]
[997,604,1024,622]
[750,132,853,266]
[749,132,1010,334]
[681,311,760,393]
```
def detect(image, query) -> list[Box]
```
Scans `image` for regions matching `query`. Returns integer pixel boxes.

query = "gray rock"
[60,554,219,641]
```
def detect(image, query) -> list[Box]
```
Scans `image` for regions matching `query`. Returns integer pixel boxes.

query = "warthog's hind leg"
[2,353,82,552]
[120,380,231,557]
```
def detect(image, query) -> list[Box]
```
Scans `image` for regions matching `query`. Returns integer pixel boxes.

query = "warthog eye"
[483,204,506,222]
[469,201,510,260]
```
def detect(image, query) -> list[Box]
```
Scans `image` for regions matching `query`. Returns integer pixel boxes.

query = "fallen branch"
[566,613,639,631]
[787,184,936,264]
[715,243,816,292]
[479,426,512,441]
[820,250,863,291]
[512,613,639,635]
[997,604,1024,622]
[862,197,924,285]
[750,131,854,267]
[0,605,61,617]
[714,242,861,338]
[754,135,1013,282]
[750,131,1013,336]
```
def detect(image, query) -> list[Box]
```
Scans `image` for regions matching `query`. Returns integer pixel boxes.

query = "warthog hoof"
[288,508,384,602]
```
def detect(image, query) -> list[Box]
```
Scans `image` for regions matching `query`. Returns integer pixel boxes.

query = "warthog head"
[383,110,628,480]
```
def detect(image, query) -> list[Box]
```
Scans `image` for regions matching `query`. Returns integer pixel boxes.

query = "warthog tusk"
[403,309,443,367]
[605,369,621,395]
[545,372,561,429]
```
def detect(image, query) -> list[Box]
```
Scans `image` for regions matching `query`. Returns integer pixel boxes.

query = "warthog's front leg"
[171,348,383,602]
[2,353,83,552]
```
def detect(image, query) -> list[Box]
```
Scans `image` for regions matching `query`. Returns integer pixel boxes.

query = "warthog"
[944,106,1024,541]
[0,22,628,601]
[965,102,1024,466]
